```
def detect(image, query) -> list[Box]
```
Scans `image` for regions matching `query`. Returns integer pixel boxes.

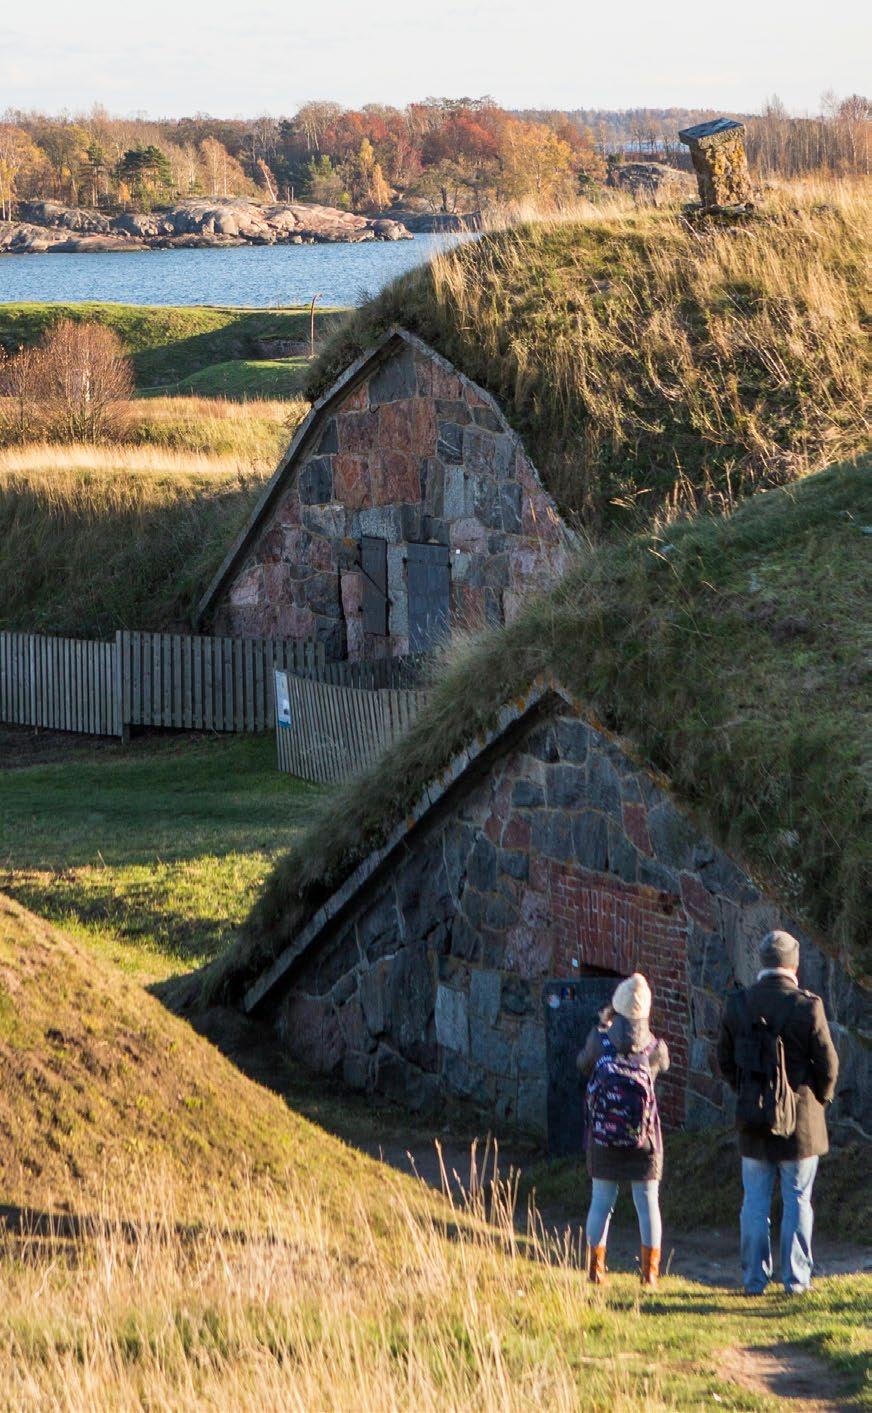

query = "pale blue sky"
[1,0,868,117]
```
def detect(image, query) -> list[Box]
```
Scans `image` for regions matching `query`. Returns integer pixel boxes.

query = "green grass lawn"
[0,732,316,982]
[143,356,311,400]
[0,302,344,394]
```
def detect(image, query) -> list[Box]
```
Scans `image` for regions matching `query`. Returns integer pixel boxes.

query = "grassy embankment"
[0,396,304,635]
[312,182,870,529]
[0,892,869,1409]
[0,303,343,397]
[200,456,871,1007]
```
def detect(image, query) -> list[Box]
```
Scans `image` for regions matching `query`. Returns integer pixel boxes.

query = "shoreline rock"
[1,197,412,255]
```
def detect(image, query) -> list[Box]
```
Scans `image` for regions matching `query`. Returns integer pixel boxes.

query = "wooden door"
[406,543,450,653]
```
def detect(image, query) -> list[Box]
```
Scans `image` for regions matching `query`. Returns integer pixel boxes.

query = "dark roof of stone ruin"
[242,675,575,1015]
[679,117,745,146]
[194,327,556,627]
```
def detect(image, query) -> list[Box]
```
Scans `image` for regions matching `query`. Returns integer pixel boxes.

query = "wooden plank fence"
[0,631,325,738]
[0,631,119,736]
[275,669,429,783]
[118,633,322,733]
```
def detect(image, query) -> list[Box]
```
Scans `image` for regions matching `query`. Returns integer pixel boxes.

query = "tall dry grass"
[0,1148,666,1412]
[312,177,870,529]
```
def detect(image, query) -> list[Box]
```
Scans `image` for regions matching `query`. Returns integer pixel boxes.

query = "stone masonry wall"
[271,701,871,1141]
[211,339,567,659]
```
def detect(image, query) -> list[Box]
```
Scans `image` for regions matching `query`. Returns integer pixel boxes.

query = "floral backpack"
[586,1035,658,1149]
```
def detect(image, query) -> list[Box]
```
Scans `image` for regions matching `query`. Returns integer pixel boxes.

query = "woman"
[576,972,670,1288]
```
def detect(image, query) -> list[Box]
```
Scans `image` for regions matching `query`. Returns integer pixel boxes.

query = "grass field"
[144,356,311,399]
[0,302,342,395]
[0,733,314,982]
[0,891,869,1410]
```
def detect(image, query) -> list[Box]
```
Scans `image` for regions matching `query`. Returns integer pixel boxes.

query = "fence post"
[114,630,129,742]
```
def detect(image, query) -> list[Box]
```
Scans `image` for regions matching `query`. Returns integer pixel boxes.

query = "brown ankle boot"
[640,1246,661,1288]
[586,1244,608,1285]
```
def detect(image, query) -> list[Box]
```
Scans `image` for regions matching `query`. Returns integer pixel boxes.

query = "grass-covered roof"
[308,189,869,531]
[183,455,871,1010]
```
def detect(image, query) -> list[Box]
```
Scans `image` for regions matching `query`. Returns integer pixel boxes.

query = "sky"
[0,0,868,118]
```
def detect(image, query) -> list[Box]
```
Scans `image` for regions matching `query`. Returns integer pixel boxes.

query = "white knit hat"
[612,973,652,1021]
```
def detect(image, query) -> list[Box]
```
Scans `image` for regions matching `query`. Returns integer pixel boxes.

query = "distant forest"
[1,93,868,219]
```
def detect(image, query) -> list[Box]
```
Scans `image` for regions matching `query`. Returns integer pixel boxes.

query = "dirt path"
[364,1135,872,1287]
[719,1344,854,1411]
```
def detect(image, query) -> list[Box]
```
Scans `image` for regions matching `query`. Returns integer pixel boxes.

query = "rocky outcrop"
[610,163,697,203]
[1,197,412,254]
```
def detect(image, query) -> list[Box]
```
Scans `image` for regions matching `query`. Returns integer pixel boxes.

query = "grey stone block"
[499,849,529,881]
[572,811,608,872]
[512,777,545,808]
[516,1076,548,1136]
[473,477,503,530]
[638,857,680,895]
[359,958,392,1035]
[531,810,573,862]
[699,850,760,905]
[470,968,501,1026]
[467,836,497,892]
[399,504,423,543]
[484,892,520,932]
[607,821,638,882]
[316,418,339,454]
[499,482,523,533]
[526,725,560,763]
[586,751,621,817]
[441,1051,493,1105]
[369,347,416,403]
[450,913,481,961]
[388,943,436,1068]
[298,455,333,504]
[437,422,464,463]
[554,717,590,763]
[471,404,503,432]
[517,1021,547,1076]
[406,1067,441,1117]
[647,801,698,872]
[358,505,401,541]
[546,763,587,809]
[435,984,469,1055]
[343,1051,371,1092]
[470,1019,517,1078]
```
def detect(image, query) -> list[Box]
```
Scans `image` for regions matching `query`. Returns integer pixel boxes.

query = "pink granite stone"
[373,450,419,505]
[338,409,380,454]
[333,454,372,509]
[378,398,436,456]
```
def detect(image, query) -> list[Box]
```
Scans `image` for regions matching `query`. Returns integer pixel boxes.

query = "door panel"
[361,535,388,635]
[407,543,450,653]
[543,977,618,1158]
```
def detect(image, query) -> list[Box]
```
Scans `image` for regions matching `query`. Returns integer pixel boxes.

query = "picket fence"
[275,669,429,784]
[0,630,324,739]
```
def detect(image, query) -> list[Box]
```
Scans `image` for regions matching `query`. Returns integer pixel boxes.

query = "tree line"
[0,93,868,221]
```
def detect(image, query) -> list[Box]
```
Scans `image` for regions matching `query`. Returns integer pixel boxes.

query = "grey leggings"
[586,1178,662,1248]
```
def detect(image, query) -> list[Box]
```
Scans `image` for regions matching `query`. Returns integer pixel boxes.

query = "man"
[717,930,839,1295]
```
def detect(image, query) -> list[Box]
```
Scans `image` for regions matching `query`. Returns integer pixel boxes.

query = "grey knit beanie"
[759,930,800,971]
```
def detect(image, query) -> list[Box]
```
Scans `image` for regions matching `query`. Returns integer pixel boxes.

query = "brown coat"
[577,1015,670,1182]
[717,975,839,1161]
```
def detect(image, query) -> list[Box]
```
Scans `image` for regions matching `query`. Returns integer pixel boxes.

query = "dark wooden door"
[407,543,450,653]
[543,977,617,1158]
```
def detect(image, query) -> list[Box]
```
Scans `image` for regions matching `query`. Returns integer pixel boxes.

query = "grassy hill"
[0,892,869,1408]
[0,303,342,395]
[311,186,869,529]
[196,456,871,1005]
[0,395,305,635]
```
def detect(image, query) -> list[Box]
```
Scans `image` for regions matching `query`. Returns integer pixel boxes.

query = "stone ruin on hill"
[678,118,753,208]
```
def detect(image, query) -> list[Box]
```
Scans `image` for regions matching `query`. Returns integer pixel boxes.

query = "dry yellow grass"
[0,895,868,1411]
[0,442,248,477]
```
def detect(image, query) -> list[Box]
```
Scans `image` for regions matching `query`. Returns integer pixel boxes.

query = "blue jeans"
[586,1178,662,1249]
[740,1156,819,1293]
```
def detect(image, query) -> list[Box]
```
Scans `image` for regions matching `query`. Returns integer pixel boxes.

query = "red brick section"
[546,861,690,1128]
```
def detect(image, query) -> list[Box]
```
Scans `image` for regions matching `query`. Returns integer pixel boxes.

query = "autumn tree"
[198,136,247,196]
[32,321,134,442]
[117,144,173,203]
[0,125,47,219]
[497,120,577,205]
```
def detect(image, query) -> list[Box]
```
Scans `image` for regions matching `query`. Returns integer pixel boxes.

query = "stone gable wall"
[269,703,871,1141]
[211,341,567,658]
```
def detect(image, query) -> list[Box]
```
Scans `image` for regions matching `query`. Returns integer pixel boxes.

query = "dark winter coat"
[717,974,839,1161]
[577,1012,670,1182]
